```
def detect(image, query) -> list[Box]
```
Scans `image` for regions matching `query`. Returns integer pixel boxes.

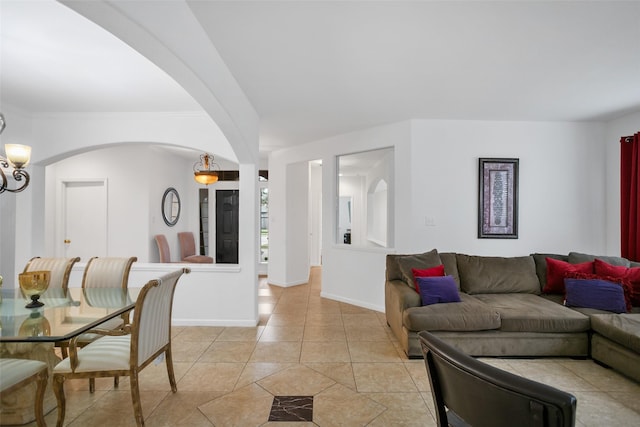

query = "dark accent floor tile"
[269,395,313,422]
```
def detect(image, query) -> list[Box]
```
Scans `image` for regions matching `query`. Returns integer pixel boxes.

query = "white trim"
[266,279,309,288]
[320,291,385,313]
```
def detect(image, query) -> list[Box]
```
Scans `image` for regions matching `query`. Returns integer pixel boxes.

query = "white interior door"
[60,180,108,259]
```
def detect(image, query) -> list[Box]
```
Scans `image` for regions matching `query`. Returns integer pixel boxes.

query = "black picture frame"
[478,158,519,239]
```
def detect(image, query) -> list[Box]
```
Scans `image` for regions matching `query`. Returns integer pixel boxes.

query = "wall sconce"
[0,113,32,194]
[193,153,220,185]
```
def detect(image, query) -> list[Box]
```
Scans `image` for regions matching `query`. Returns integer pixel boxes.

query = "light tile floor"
[36,267,640,426]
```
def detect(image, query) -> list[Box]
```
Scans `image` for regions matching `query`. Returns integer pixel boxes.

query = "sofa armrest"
[385,279,421,339]
[387,279,421,310]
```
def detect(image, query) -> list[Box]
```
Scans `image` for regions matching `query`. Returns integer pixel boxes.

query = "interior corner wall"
[604,110,640,255]
[308,162,323,266]
[285,161,310,285]
[0,194,17,287]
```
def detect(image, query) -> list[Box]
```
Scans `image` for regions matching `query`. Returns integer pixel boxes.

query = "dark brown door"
[216,190,239,263]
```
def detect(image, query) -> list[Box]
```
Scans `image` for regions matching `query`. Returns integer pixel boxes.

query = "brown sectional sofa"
[385,249,640,382]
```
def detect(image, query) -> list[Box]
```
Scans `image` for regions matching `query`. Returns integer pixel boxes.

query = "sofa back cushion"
[456,254,540,295]
[568,252,630,267]
[531,253,568,291]
[439,252,461,288]
[386,254,405,282]
[395,249,443,289]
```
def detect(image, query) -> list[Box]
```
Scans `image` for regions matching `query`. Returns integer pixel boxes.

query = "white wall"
[63,262,254,326]
[44,145,195,262]
[604,111,640,254]
[286,161,310,285]
[268,119,611,312]
[308,162,323,266]
[410,120,607,256]
[0,109,37,281]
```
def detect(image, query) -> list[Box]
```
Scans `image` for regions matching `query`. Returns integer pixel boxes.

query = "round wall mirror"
[162,187,181,226]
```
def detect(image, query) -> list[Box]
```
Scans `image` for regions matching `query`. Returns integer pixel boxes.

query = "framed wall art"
[478,158,519,239]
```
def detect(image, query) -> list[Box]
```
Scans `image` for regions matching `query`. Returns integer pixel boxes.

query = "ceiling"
[2,0,639,155]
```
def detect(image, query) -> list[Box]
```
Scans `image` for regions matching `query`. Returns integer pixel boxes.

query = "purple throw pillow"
[564,278,628,313]
[416,275,461,306]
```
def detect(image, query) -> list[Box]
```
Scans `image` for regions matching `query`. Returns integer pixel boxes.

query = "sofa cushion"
[591,314,640,354]
[564,278,628,313]
[531,253,568,291]
[417,276,461,306]
[397,249,442,289]
[403,293,500,332]
[386,254,405,282]
[543,258,593,294]
[568,252,630,267]
[456,254,540,295]
[439,252,461,288]
[473,294,591,333]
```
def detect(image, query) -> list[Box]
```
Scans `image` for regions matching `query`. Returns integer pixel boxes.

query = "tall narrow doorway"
[216,189,239,263]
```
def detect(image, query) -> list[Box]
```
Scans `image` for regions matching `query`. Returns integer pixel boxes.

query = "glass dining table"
[0,286,139,424]
[0,287,138,343]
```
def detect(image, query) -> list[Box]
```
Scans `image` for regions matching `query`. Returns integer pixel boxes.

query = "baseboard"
[172,318,258,327]
[320,291,384,313]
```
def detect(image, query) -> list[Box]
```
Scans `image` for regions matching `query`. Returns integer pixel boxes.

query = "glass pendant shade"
[194,171,219,185]
[5,144,31,168]
[0,114,33,194]
[193,153,220,185]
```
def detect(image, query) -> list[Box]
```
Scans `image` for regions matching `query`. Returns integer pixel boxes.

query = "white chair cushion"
[0,358,47,391]
[54,335,131,374]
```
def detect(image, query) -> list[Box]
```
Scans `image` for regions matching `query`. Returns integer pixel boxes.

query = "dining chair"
[418,331,576,427]
[24,257,82,364]
[177,231,213,263]
[23,256,81,291]
[0,358,48,427]
[67,256,137,391]
[154,234,172,263]
[52,268,190,427]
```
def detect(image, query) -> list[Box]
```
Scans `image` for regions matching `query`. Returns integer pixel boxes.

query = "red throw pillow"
[412,265,445,292]
[594,258,640,306]
[543,258,593,294]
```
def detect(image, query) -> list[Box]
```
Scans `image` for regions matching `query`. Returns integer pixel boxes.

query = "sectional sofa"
[385,249,640,382]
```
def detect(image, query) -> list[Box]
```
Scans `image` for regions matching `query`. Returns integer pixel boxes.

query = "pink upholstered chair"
[154,234,172,263]
[177,232,213,263]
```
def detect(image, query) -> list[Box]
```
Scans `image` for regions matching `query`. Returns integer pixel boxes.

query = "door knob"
[64,239,71,244]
